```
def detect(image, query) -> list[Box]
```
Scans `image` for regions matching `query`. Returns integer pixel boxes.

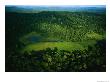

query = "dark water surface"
[27,36,41,43]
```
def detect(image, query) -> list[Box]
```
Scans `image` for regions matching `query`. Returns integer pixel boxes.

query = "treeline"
[6,11,106,42]
[5,11,106,72]
[5,39,106,72]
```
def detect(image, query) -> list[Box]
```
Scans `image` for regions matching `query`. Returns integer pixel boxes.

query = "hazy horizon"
[5,5,106,13]
[6,5,106,8]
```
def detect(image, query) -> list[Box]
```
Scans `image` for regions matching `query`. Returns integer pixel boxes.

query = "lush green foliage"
[5,11,106,72]
[6,11,105,42]
[6,39,106,72]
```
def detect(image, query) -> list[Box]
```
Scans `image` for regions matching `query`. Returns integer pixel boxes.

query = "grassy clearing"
[20,32,98,53]
[22,41,96,53]
[86,32,103,40]
[22,42,84,52]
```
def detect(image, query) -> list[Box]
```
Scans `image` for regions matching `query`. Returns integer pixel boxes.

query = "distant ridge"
[5,5,106,13]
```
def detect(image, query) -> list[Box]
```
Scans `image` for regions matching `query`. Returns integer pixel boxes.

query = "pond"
[27,35,64,43]
[27,35,41,43]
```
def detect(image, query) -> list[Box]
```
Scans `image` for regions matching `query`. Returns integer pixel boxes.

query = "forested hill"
[5,9,106,72]
[6,11,106,42]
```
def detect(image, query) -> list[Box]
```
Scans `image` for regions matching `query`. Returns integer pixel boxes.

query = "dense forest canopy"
[5,6,106,72]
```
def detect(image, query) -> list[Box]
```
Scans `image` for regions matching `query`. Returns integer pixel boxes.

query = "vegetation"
[5,10,106,72]
[5,39,106,72]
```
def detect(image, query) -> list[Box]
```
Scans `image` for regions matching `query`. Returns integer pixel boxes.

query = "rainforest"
[5,5,106,72]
